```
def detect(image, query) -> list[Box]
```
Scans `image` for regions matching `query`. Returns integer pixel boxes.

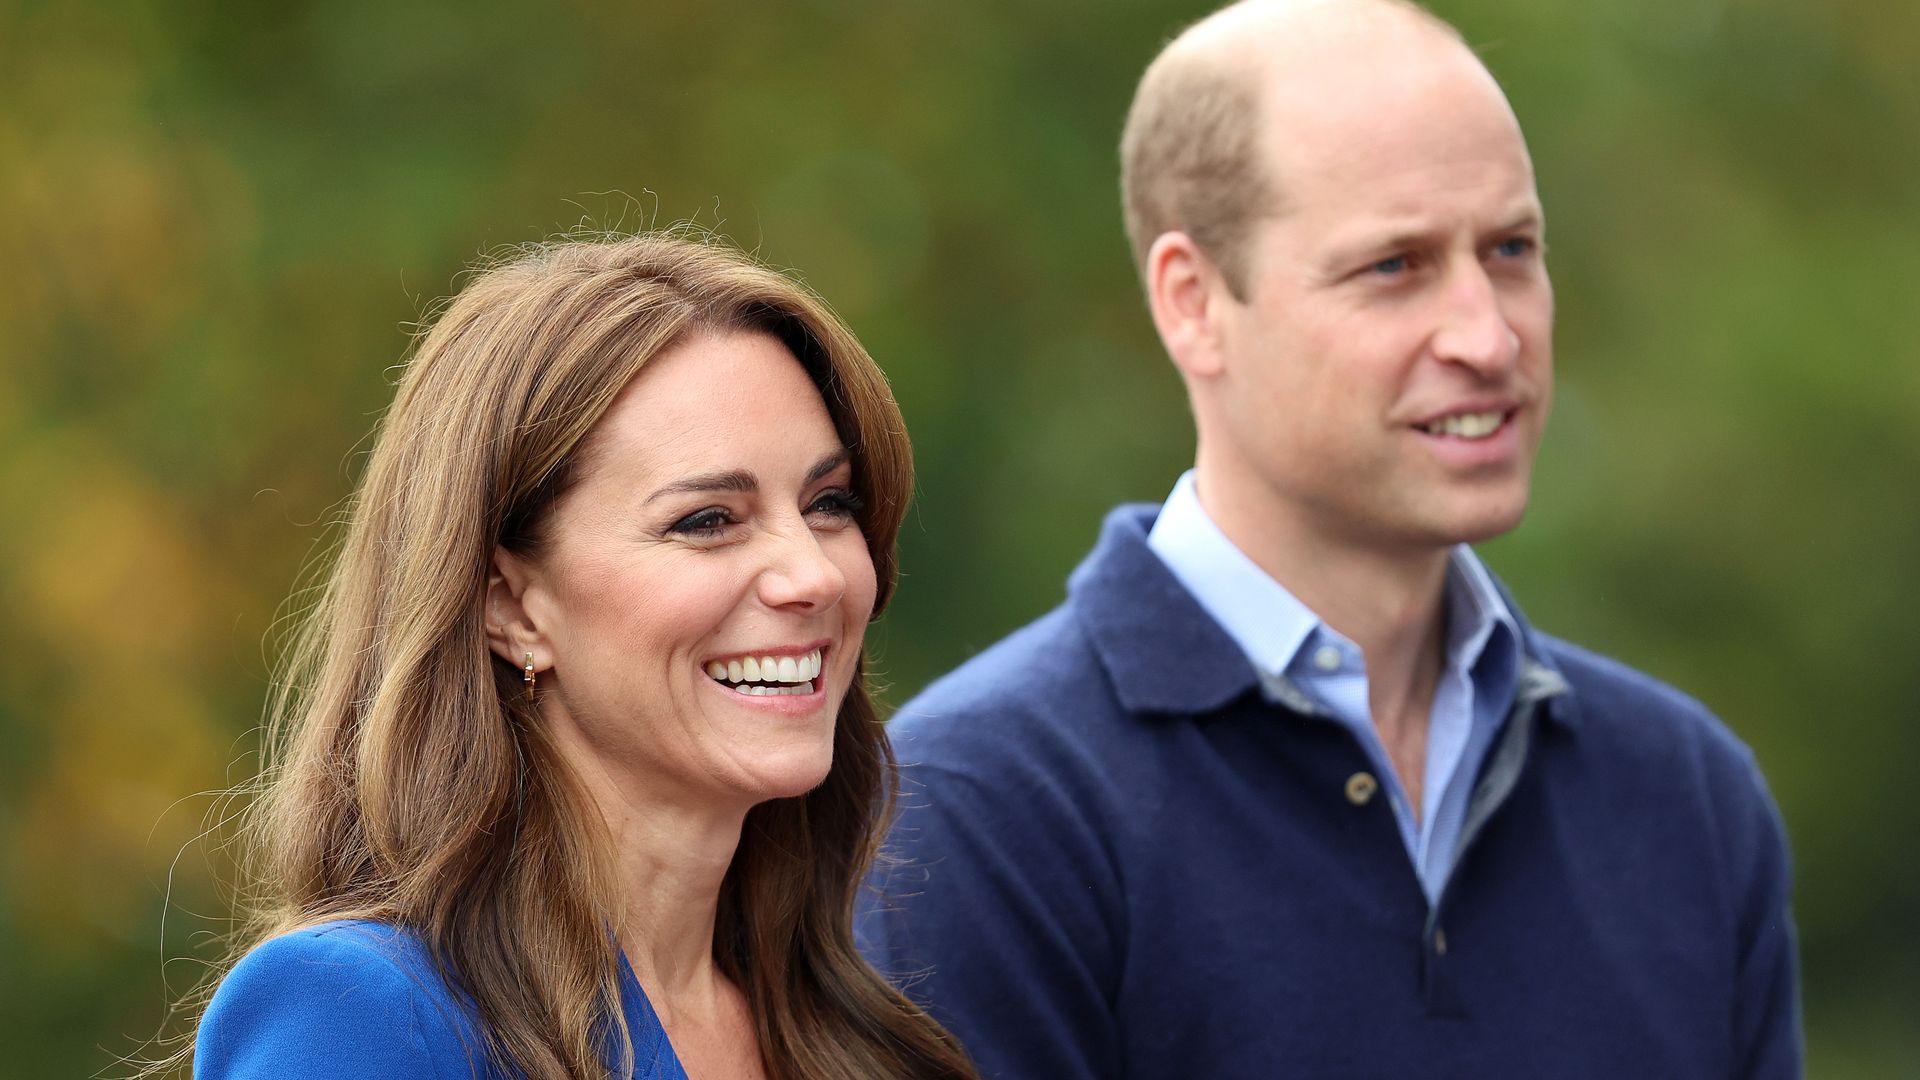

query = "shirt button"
[1345,771,1377,806]
[1433,928,1449,956]
[1313,645,1343,672]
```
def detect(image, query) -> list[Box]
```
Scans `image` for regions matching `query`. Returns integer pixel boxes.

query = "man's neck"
[1193,463,1452,803]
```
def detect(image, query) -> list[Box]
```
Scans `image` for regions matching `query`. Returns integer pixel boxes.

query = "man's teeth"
[704,649,823,692]
[1421,411,1504,439]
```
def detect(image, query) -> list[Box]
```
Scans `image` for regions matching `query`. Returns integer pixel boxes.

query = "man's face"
[1209,39,1553,553]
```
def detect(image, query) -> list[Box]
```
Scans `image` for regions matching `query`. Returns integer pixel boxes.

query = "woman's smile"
[704,643,827,695]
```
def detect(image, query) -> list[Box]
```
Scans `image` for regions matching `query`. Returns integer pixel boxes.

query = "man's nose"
[756,524,848,611]
[1431,263,1521,375]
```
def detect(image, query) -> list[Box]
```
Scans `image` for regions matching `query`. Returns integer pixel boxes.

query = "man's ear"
[486,546,551,674]
[1146,231,1235,381]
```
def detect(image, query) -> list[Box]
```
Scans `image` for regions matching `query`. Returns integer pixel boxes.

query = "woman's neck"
[539,709,748,1001]
[603,797,744,1000]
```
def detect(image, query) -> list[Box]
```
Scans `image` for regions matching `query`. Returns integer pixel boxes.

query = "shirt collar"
[1147,471,1521,689]
[1069,502,1574,723]
[1146,471,1319,676]
[1443,543,1522,697]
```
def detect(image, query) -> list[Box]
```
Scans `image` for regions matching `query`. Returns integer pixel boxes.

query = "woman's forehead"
[571,331,843,490]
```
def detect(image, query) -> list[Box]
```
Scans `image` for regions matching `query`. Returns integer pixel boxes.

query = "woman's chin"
[732,745,836,804]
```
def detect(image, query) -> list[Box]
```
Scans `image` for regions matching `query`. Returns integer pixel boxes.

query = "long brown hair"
[181,233,975,1079]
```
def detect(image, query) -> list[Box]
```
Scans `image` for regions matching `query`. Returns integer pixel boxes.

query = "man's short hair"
[1119,48,1267,300]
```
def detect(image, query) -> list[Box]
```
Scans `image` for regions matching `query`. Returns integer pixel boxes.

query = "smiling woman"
[491,330,883,823]
[163,234,978,1080]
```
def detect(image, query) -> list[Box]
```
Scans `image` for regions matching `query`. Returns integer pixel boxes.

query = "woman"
[184,234,978,1079]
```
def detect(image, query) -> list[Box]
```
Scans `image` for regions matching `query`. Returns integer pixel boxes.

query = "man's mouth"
[703,647,823,697]
[1416,409,1511,440]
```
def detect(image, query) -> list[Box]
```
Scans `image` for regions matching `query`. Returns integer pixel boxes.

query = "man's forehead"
[1276,141,1543,259]
[1248,57,1543,267]
[1270,106,1538,197]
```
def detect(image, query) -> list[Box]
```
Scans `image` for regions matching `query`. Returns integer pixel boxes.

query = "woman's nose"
[756,525,848,611]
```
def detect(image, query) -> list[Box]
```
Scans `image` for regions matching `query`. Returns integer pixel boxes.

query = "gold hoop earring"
[523,652,537,692]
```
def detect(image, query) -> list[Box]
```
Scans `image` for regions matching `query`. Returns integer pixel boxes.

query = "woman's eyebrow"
[642,452,846,505]
[644,469,756,504]
[806,450,850,486]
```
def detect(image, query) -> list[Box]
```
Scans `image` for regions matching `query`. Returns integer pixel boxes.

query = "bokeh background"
[3,0,1915,1074]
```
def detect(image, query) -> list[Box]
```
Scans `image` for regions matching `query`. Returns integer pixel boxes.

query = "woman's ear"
[486,546,551,674]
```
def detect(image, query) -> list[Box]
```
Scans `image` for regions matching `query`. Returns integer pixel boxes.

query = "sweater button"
[1344,771,1377,806]
[1433,928,1449,956]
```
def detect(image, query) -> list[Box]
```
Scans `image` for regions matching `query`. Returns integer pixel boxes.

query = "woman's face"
[504,329,878,813]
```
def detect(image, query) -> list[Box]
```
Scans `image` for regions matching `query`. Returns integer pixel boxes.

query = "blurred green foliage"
[2,0,1914,1074]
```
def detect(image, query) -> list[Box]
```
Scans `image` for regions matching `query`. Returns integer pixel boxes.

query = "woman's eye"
[669,507,735,537]
[806,488,865,522]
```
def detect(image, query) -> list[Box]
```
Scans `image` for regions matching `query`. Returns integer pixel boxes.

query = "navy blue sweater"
[859,505,1800,1079]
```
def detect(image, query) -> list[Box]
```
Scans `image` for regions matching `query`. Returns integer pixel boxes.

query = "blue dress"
[195,919,690,1079]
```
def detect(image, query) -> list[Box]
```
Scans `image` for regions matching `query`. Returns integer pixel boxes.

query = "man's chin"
[1440,494,1533,546]
[1381,485,1534,549]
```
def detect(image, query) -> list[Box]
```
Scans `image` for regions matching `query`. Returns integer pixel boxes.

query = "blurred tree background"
[2,0,1914,1074]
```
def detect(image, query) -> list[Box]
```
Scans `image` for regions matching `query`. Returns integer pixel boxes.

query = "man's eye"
[669,508,734,536]
[1371,254,1409,276]
[1494,237,1535,258]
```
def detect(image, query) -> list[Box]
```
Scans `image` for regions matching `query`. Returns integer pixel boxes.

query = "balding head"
[1120,0,1483,298]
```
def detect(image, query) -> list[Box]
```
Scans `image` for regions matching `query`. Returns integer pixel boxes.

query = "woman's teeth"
[704,648,823,695]
[1419,410,1505,439]
[733,683,815,696]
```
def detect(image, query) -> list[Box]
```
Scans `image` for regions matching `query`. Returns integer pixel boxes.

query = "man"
[857,0,1801,1077]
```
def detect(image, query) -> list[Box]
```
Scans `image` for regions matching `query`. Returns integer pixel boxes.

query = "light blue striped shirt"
[1146,471,1520,903]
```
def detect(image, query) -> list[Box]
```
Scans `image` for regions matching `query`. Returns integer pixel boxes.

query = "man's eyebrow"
[644,469,757,504]
[1320,221,1439,268]
[1323,208,1546,270]
[1494,209,1544,234]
